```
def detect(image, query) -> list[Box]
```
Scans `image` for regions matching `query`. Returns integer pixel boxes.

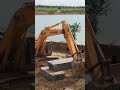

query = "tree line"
[35,5,85,8]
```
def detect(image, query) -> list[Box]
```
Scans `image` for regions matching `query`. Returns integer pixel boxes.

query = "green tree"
[70,23,81,40]
[86,0,111,34]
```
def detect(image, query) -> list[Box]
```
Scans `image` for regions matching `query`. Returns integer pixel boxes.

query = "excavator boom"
[0,1,34,72]
[86,16,113,80]
[35,21,81,61]
[86,16,120,89]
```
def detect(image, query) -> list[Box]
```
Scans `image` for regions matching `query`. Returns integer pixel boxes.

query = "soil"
[0,73,34,90]
[35,52,85,90]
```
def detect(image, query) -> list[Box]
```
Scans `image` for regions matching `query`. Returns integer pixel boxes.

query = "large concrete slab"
[41,66,65,81]
[48,58,73,71]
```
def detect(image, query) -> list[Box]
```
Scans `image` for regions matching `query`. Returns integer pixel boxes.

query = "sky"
[0,0,34,33]
[97,0,120,45]
[35,15,85,45]
[35,0,85,6]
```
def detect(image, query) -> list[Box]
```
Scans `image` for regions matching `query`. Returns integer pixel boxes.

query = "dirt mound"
[72,61,85,79]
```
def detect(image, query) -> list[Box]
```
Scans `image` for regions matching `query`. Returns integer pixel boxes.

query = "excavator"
[35,21,83,62]
[35,21,85,79]
[86,16,120,90]
[35,18,120,89]
[0,1,34,72]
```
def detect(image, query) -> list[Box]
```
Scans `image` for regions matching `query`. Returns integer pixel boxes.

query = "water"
[35,15,85,45]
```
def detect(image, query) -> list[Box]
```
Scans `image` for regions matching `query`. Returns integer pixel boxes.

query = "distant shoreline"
[35,11,85,15]
[35,6,85,15]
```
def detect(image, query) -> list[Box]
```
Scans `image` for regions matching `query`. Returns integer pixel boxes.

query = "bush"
[70,23,81,40]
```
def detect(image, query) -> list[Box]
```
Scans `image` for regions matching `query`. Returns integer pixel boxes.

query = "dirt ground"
[35,52,85,90]
[0,73,34,90]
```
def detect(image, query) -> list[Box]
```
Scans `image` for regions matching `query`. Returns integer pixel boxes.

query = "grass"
[35,6,85,14]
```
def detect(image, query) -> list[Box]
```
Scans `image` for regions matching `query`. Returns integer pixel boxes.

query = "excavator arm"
[86,16,113,81]
[35,21,82,61]
[35,22,63,56]
[85,16,120,90]
[62,21,81,61]
[0,1,34,72]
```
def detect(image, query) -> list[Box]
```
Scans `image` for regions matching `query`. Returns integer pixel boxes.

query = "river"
[35,15,85,45]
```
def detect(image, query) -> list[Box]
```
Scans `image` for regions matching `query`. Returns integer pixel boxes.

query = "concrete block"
[41,66,65,81]
[48,58,73,71]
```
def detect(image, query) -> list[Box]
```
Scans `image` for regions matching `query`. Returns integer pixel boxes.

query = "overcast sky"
[0,0,34,32]
[35,0,85,6]
[97,0,120,45]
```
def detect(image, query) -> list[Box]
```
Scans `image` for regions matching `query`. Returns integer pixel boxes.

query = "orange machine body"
[35,21,81,61]
[0,2,34,72]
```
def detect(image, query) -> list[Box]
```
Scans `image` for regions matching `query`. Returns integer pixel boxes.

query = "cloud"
[35,0,85,6]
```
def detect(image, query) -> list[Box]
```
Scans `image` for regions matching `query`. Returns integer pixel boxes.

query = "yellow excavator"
[0,1,34,72]
[35,21,85,79]
[86,16,120,90]
[35,21,83,62]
